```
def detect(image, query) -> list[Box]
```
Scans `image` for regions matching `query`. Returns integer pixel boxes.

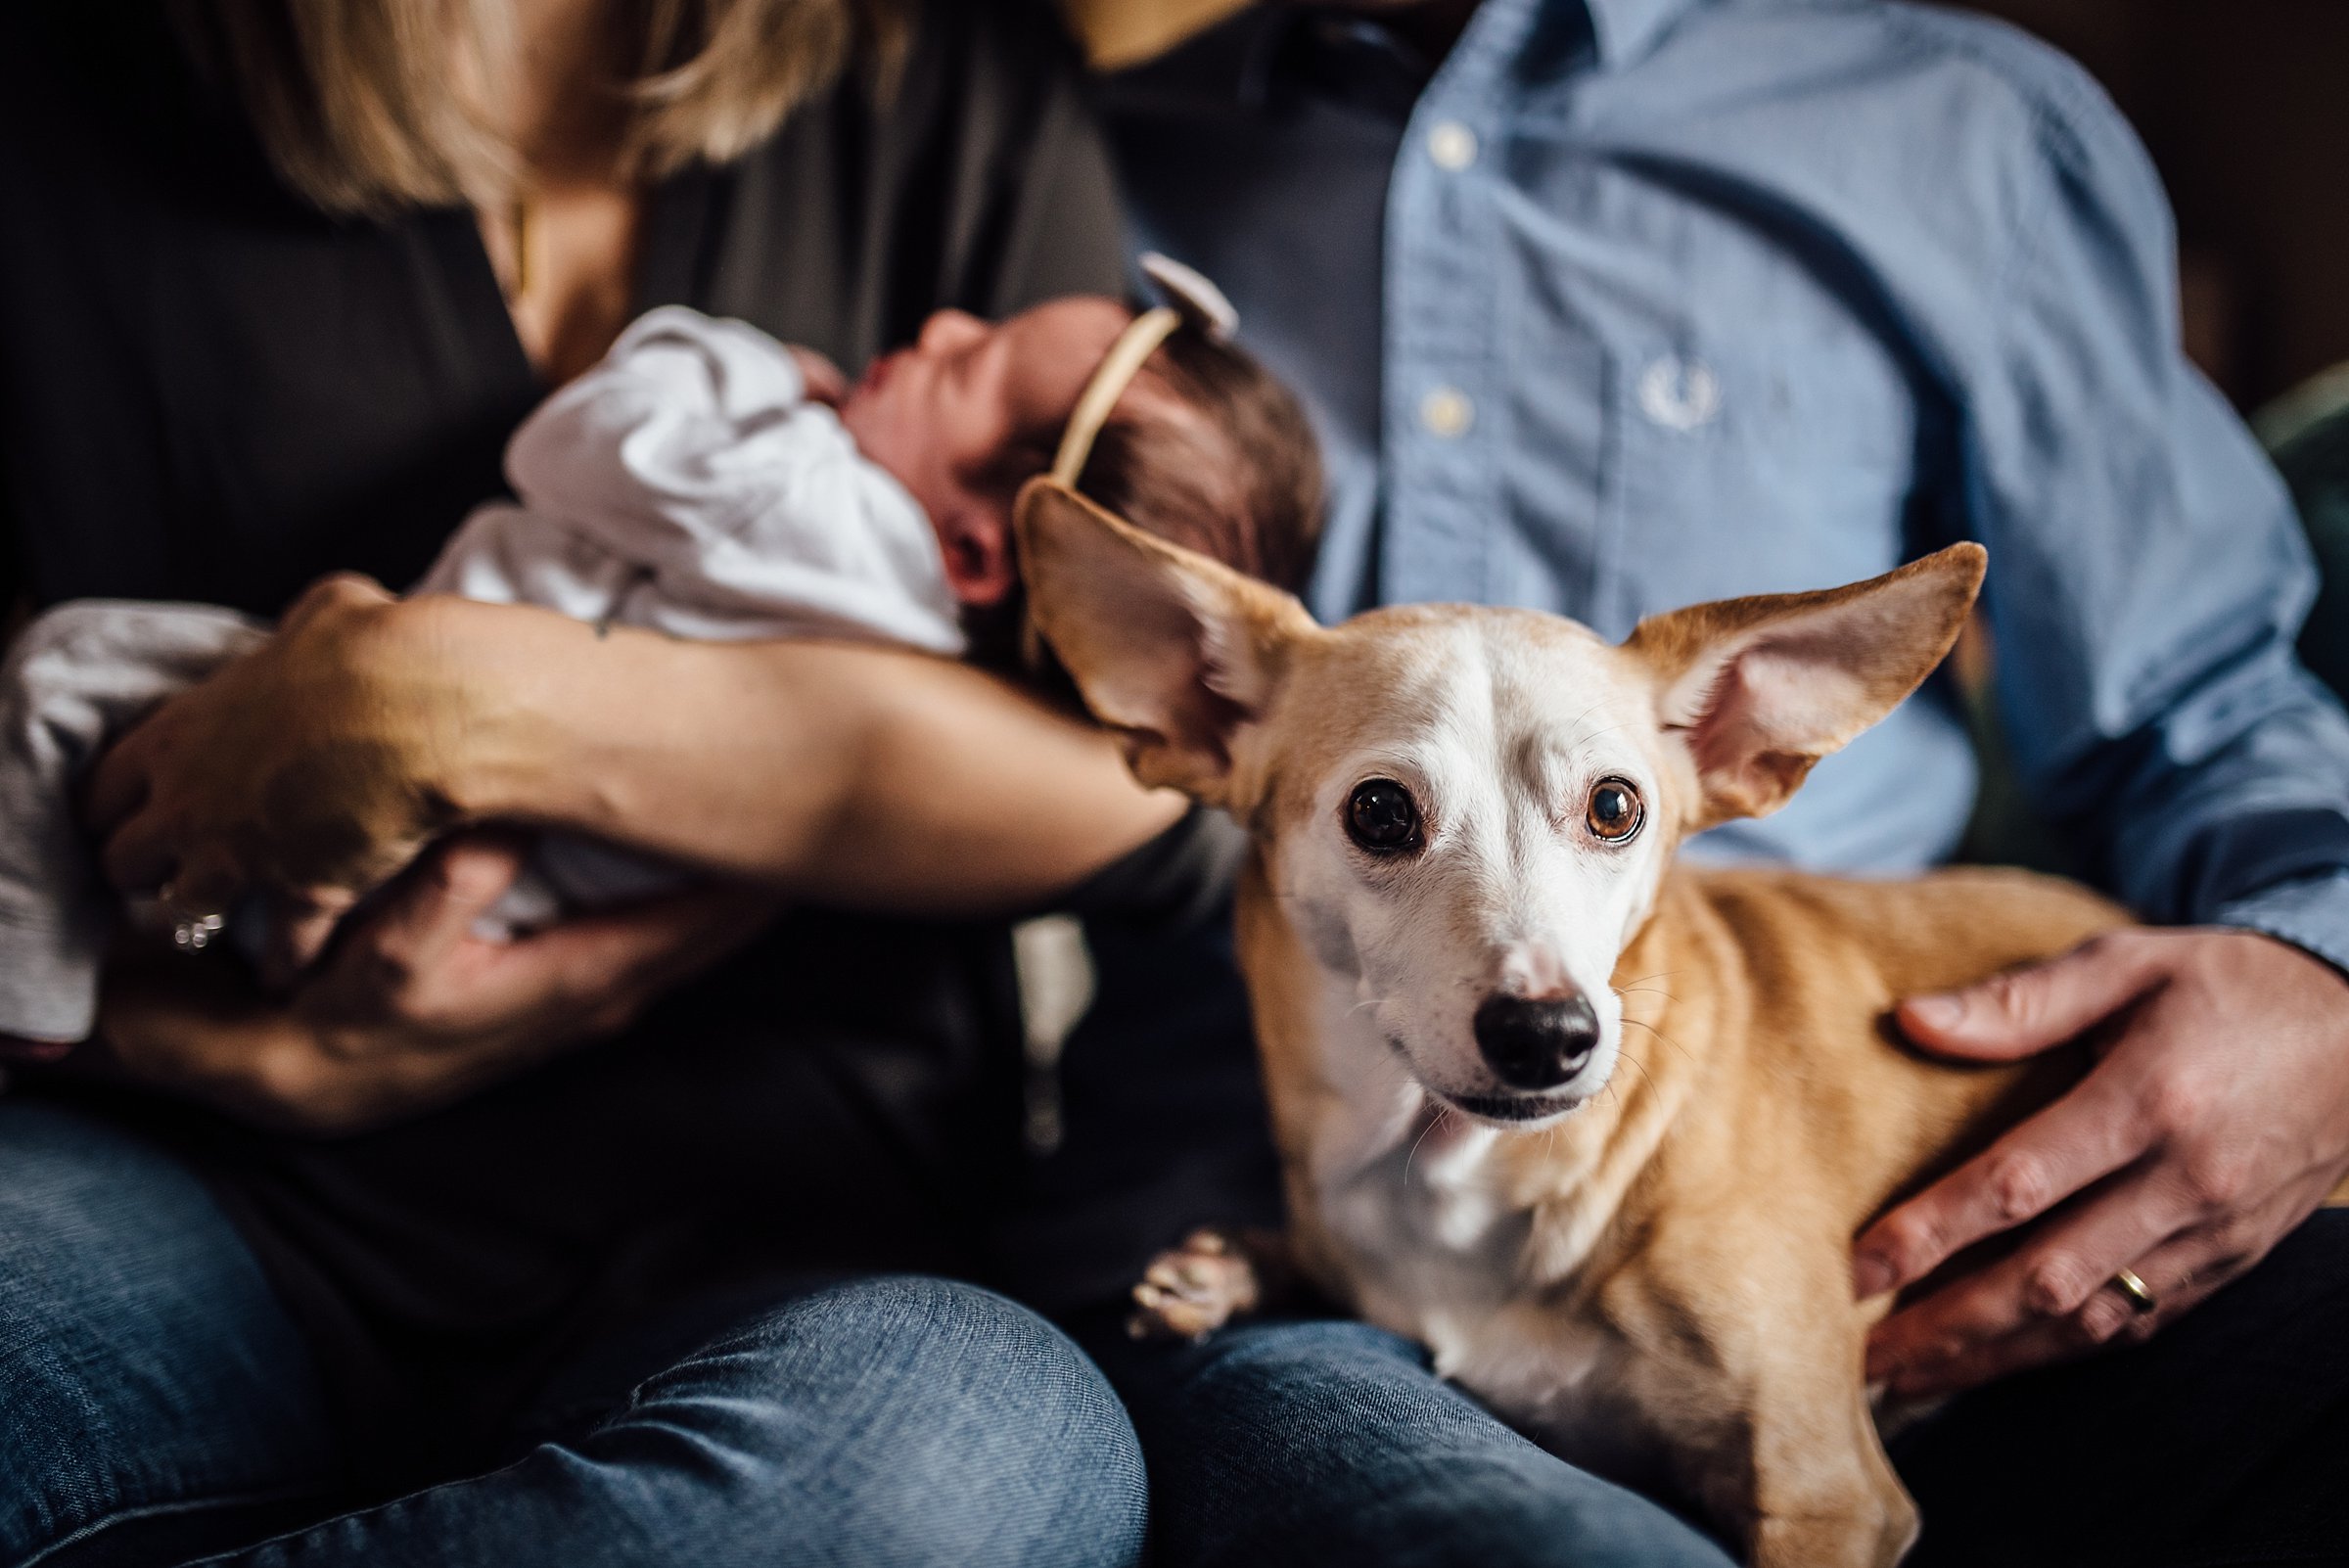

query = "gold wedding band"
[2111,1266,2158,1315]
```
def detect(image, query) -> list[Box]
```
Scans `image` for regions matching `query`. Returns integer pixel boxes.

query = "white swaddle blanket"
[0,306,962,1040]
[423,306,962,652]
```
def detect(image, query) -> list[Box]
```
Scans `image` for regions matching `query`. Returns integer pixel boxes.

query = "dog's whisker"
[1563,716,1642,760]
[1559,695,1641,755]
[1403,1104,1451,1186]
[1612,1045,1663,1104]
[1620,1017,1699,1075]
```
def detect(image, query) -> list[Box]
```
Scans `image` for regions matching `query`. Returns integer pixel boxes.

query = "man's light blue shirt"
[1101,0,2349,970]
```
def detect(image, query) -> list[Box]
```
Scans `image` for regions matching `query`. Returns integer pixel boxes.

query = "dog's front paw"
[1128,1228,1264,1341]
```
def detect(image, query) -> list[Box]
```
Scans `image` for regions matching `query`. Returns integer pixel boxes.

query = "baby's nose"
[1473,992,1600,1091]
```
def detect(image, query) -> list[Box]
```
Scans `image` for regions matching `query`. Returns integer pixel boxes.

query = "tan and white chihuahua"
[1015,477,2155,1568]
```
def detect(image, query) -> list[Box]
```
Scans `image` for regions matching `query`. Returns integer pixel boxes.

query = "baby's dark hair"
[985,325,1325,594]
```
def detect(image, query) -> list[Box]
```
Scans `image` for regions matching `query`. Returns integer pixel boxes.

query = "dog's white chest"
[1312,1111,1623,1447]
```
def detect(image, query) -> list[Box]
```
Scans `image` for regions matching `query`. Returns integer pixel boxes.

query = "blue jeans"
[0,1101,1147,1568]
[1082,1315,1735,1568]
[1085,1213,2349,1568]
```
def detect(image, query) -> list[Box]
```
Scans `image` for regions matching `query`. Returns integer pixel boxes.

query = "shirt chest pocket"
[1591,328,1922,630]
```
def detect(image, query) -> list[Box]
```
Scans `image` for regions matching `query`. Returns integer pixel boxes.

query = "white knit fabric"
[418,305,964,655]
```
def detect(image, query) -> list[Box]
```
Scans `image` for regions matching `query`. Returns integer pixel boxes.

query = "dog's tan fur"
[1017,480,2180,1565]
[1246,857,2120,1563]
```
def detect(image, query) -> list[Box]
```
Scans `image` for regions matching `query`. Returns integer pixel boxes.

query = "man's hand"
[1853,928,2349,1397]
[84,833,781,1135]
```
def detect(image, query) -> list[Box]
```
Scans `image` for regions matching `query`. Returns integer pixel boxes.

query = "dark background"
[1958,0,2349,413]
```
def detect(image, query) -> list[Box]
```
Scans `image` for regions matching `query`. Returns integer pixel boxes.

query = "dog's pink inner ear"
[1082,584,1259,777]
[1668,634,1875,820]
[1634,544,1987,826]
[1015,479,1313,803]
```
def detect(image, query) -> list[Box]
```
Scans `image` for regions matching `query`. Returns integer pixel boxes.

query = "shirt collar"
[1582,0,1694,65]
[1165,0,1698,114]
[1225,0,1694,107]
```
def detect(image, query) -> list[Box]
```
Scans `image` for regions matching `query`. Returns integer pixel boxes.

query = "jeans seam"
[17,1483,326,1568]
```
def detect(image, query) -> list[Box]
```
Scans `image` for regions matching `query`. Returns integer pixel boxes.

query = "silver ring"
[171,912,226,952]
[158,883,227,954]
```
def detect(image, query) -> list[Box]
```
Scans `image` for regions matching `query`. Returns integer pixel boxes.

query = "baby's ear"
[1624,545,1986,828]
[1016,479,1315,806]
[935,505,1017,607]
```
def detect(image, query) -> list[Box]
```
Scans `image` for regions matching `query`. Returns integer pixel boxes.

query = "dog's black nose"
[1473,992,1600,1091]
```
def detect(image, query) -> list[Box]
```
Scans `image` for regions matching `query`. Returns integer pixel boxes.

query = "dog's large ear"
[1017,479,1315,806]
[1624,544,1987,827]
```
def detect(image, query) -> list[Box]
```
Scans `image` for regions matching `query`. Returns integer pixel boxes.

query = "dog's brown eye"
[1347,779,1421,853]
[1587,779,1643,844]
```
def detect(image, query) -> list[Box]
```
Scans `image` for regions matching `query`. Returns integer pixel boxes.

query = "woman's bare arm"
[89,576,1183,929]
[446,595,1183,909]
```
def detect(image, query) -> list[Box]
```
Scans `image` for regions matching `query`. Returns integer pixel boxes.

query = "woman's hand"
[85,832,780,1135]
[86,576,489,946]
[1853,928,2349,1395]
[89,570,1183,955]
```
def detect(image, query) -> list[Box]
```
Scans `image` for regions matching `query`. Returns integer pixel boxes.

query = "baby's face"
[841,298,1133,607]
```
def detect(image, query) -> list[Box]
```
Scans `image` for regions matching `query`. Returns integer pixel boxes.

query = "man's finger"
[468,883,779,1027]
[1884,1228,2236,1398]
[1853,1052,2157,1297]
[1898,933,2163,1064]
[1864,1161,2188,1379]
[256,887,362,988]
[334,834,529,1009]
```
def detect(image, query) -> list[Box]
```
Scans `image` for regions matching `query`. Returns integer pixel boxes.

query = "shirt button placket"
[1420,386,1475,439]
[1426,119,1479,172]
[1384,96,1497,609]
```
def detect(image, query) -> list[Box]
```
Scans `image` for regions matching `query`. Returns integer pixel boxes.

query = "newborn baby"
[0,266,1322,1043]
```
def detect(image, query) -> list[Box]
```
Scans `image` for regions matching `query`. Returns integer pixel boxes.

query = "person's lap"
[1090,1210,2349,1568]
[1080,1311,1735,1568]
[0,1098,1146,1568]
[15,1088,2340,1568]
[0,1099,345,1568]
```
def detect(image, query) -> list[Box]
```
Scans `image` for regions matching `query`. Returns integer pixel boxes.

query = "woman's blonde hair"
[172,0,906,216]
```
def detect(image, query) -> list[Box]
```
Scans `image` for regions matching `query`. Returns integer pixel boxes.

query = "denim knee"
[0,1103,336,1566]
[617,1275,1145,1568]
[1111,1316,1733,1568]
